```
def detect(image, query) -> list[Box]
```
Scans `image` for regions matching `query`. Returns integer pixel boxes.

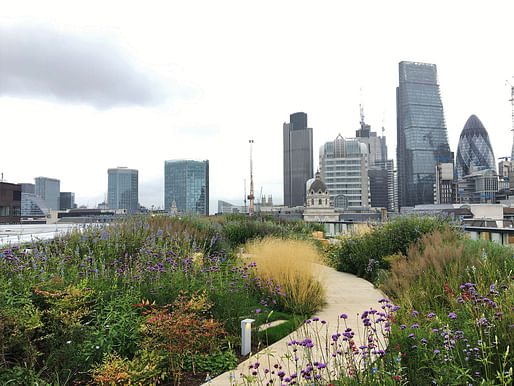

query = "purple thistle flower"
[340,313,348,319]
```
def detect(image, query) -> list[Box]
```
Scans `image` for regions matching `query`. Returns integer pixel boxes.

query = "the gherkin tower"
[455,115,495,179]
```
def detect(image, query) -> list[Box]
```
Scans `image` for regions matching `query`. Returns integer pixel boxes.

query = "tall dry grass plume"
[380,228,464,308]
[245,237,326,315]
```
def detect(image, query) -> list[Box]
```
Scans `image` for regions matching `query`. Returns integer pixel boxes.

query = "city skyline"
[2,1,514,213]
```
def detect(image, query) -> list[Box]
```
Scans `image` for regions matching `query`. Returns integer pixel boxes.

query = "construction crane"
[248,140,255,215]
[507,79,514,160]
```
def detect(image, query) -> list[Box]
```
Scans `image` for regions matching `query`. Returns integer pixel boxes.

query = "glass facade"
[456,115,495,179]
[35,177,60,210]
[60,192,76,210]
[283,112,313,207]
[164,160,209,215]
[107,168,138,213]
[396,61,452,207]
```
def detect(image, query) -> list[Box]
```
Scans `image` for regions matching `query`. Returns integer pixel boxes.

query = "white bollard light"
[241,318,255,356]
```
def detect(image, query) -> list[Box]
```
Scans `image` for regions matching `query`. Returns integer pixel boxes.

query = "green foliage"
[325,214,461,282]
[381,232,514,385]
[257,313,304,345]
[81,294,142,365]
[0,215,320,384]
[90,349,167,385]
[0,365,51,386]
[220,214,319,248]
[182,350,238,377]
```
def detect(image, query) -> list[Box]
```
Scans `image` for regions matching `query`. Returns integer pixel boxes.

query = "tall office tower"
[283,112,313,207]
[107,167,138,213]
[396,61,452,208]
[319,135,369,208]
[60,192,76,210]
[164,160,209,215]
[455,115,496,179]
[35,177,60,210]
[356,111,395,211]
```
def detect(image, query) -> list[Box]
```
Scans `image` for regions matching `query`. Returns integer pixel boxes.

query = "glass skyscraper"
[456,115,496,179]
[283,112,313,207]
[164,160,209,215]
[396,61,452,207]
[107,167,138,213]
[35,177,60,210]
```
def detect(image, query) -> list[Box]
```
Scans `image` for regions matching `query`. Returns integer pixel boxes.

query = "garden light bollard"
[241,318,255,356]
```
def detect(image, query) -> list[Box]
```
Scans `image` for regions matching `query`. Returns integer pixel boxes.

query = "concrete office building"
[355,112,396,211]
[164,160,209,215]
[107,167,139,213]
[283,112,313,207]
[35,177,61,210]
[319,135,369,208]
[396,61,452,208]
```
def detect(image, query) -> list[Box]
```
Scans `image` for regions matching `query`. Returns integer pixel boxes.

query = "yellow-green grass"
[245,237,326,316]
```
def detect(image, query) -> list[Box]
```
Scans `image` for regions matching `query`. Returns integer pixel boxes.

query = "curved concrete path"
[204,265,386,385]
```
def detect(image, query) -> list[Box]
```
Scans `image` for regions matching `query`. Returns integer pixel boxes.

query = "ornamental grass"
[245,237,326,316]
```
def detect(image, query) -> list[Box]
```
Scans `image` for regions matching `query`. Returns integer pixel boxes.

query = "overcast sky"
[1,1,514,213]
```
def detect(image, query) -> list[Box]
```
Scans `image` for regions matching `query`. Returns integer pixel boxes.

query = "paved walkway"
[204,265,386,385]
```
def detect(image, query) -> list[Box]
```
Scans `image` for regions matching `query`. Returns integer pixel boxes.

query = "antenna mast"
[248,140,255,214]
[243,179,247,213]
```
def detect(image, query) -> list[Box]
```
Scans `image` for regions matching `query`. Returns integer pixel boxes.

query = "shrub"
[91,349,167,385]
[325,214,461,282]
[139,291,228,384]
[220,214,321,249]
[245,237,326,315]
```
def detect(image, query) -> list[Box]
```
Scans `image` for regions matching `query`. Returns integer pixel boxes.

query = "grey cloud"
[0,25,190,109]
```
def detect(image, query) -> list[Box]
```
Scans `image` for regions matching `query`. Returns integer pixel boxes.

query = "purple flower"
[411,324,419,329]
[449,312,457,319]
[255,308,261,314]
[411,310,419,316]
[427,313,436,318]
[434,350,440,354]
[340,313,348,319]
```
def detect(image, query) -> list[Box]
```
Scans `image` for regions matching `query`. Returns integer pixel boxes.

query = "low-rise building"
[0,182,22,224]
